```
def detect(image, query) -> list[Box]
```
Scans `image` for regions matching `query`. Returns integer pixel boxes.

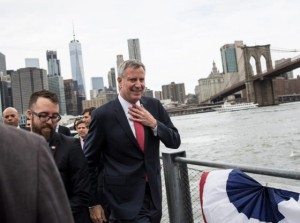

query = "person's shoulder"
[94,98,118,113]
[59,125,69,130]
[20,126,31,131]
[55,133,81,152]
[0,124,46,152]
[141,96,162,106]
[57,132,79,143]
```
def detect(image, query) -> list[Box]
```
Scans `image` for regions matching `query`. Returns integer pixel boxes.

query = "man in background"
[0,124,74,223]
[27,89,93,223]
[82,107,96,127]
[74,119,89,149]
[2,107,30,130]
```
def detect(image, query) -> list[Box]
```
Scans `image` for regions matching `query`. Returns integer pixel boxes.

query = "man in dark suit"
[84,60,181,223]
[57,123,72,136]
[27,90,93,223]
[0,124,74,223]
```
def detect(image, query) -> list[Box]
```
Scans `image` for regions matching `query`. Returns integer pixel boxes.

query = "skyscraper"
[90,77,104,99]
[69,32,86,97]
[25,58,40,68]
[46,50,66,115]
[220,41,244,74]
[162,82,186,104]
[0,52,7,76]
[116,54,124,74]
[91,77,104,91]
[107,68,117,92]
[64,79,79,116]
[47,51,61,76]
[0,75,12,114]
[11,68,48,114]
[127,39,142,61]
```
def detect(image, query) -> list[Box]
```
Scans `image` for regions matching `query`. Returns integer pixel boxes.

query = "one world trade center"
[69,33,86,98]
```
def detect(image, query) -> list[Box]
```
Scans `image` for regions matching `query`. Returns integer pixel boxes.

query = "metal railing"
[161,150,300,223]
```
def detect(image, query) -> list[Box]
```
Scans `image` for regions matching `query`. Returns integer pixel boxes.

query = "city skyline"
[1,0,300,94]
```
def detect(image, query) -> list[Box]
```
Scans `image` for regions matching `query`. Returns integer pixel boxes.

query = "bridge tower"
[243,45,277,105]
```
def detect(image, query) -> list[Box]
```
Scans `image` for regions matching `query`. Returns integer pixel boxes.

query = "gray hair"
[118,59,146,77]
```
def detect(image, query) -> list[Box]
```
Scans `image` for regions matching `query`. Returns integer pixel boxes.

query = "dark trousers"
[109,183,162,223]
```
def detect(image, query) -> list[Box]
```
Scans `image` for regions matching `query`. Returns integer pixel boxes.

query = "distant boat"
[214,100,258,112]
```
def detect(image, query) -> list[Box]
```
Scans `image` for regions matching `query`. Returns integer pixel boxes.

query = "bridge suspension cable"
[270,47,300,53]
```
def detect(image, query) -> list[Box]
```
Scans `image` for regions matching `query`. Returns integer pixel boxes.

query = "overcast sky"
[1,0,300,94]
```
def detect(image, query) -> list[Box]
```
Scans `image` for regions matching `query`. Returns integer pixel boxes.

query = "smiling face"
[118,66,145,104]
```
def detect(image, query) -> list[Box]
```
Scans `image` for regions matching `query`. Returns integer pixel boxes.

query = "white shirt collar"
[118,95,141,135]
[118,95,141,117]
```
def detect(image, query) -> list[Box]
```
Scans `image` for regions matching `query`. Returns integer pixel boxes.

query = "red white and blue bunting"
[199,169,300,223]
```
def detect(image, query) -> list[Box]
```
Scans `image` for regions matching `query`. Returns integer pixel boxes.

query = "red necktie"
[134,121,145,151]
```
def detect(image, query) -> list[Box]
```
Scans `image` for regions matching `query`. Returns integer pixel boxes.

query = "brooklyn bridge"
[201,45,300,106]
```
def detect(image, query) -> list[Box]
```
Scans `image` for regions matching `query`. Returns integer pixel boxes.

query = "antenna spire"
[72,21,76,41]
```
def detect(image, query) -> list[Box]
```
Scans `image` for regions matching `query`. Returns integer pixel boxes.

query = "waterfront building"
[90,76,104,99]
[64,79,79,116]
[0,52,7,76]
[220,41,246,87]
[91,76,104,91]
[274,76,300,96]
[11,67,48,114]
[48,76,67,115]
[0,75,12,114]
[275,58,294,79]
[107,68,117,92]
[90,89,98,100]
[69,34,86,98]
[162,82,186,104]
[127,39,142,62]
[197,61,225,103]
[154,91,162,100]
[82,91,117,109]
[116,54,124,74]
[25,58,40,68]
[144,88,154,98]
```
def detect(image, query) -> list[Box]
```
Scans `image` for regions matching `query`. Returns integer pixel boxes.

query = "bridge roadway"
[165,104,219,116]
[202,55,300,104]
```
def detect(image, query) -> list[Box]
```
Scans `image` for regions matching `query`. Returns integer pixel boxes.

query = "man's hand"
[129,104,157,129]
[89,205,107,223]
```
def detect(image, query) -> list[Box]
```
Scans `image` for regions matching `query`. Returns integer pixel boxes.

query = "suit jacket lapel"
[113,99,140,147]
[49,133,60,157]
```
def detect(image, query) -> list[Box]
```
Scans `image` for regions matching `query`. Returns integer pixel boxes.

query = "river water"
[160,102,300,222]
[161,101,300,185]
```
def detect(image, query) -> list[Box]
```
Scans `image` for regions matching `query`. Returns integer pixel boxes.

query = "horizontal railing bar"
[174,157,300,180]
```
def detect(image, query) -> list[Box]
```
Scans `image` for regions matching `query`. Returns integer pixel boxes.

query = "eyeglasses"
[31,111,61,123]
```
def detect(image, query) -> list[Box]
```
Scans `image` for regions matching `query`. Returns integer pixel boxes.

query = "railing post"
[162,150,193,223]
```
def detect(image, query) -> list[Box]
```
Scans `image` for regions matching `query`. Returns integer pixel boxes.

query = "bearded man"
[27,89,96,223]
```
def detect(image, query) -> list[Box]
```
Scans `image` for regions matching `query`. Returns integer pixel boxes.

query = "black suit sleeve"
[155,99,181,149]
[38,137,75,223]
[68,139,91,212]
